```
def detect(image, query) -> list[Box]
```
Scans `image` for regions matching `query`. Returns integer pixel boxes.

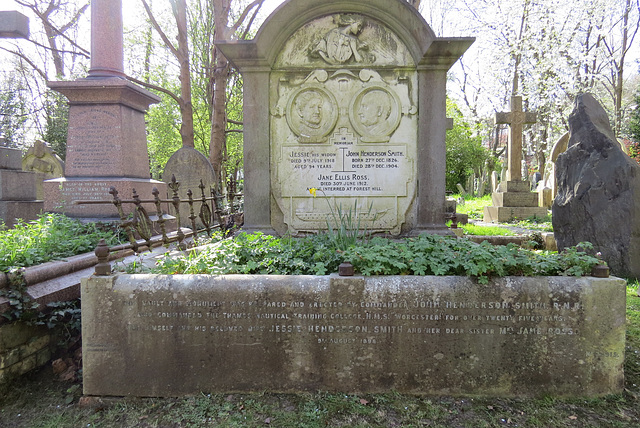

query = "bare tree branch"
[230,0,264,35]
[140,0,179,57]
[126,74,181,105]
[0,47,47,80]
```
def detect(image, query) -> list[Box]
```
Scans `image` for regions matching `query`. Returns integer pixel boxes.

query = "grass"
[451,194,553,232]
[1,282,639,428]
[459,223,516,236]
[451,193,491,220]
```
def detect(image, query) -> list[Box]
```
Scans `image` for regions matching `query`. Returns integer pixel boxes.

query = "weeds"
[0,213,122,271]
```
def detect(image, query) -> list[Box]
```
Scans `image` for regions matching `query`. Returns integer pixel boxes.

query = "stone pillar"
[88,0,124,78]
[44,0,164,219]
[411,67,449,234]
[241,68,276,234]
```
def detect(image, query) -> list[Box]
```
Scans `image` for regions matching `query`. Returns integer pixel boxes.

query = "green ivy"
[150,232,600,284]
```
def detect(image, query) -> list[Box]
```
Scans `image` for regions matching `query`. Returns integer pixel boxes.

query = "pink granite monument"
[44,0,165,218]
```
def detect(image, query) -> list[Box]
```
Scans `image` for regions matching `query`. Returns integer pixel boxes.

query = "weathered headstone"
[553,93,640,278]
[22,140,65,200]
[0,140,43,227]
[163,147,216,227]
[216,0,473,236]
[43,0,164,219]
[483,96,547,222]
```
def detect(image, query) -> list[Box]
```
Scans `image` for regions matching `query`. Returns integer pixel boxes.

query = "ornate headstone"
[216,0,473,236]
[553,93,640,278]
[483,96,547,222]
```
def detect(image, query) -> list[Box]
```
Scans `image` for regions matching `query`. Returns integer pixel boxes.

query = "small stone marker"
[483,96,547,222]
[163,147,216,227]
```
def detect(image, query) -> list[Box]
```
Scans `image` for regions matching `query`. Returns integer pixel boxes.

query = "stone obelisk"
[44,0,165,219]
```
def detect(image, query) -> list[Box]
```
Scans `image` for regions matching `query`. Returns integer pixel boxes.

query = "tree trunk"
[173,0,195,148]
[210,0,232,192]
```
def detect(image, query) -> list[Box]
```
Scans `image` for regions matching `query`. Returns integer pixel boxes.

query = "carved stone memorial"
[43,0,164,219]
[217,0,473,235]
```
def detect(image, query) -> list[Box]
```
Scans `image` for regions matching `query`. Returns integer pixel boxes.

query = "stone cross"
[495,96,537,181]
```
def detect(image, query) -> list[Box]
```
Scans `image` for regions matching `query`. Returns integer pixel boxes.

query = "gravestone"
[216,0,473,236]
[22,140,65,200]
[43,0,164,219]
[553,93,640,278]
[163,147,216,228]
[483,96,547,222]
[0,140,43,227]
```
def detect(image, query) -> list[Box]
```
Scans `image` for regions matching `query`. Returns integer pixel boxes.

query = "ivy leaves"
[152,232,600,283]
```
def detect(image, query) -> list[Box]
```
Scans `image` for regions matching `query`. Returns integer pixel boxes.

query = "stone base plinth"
[492,191,539,207]
[0,201,44,227]
[483,206,548,223]
[43,177,167,218]
[484,180,547,223]
[82,274,626,397]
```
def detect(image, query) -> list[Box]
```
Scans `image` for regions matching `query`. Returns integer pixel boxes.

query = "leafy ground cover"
[0,213,122,272]
[145,232,599,284]
[1,283,638,428]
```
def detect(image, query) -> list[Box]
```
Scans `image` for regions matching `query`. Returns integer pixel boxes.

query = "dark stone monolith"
[552,93,640,278]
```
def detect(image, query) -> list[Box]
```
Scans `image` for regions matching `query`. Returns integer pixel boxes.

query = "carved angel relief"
[309,14,373,65]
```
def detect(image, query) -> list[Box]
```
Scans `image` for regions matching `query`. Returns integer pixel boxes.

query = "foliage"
[0,213,122,272]
[445,99,491,193]
[309,188,376,252]
[41,91,69,160]
[629,90,640,150]
[0,70,30,147]
[154,232,343,276]
[152,232,599,285]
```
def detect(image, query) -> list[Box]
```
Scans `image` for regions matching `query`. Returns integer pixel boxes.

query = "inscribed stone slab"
[82,274,625,397]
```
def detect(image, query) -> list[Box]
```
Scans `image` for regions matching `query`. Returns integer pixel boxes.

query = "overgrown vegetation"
[148,232,599,284]
[1,283,638,428]
[0,213,122,272]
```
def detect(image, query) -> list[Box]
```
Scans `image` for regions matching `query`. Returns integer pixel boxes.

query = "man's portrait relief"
[350,86,401,142]
[286,87,337,142]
